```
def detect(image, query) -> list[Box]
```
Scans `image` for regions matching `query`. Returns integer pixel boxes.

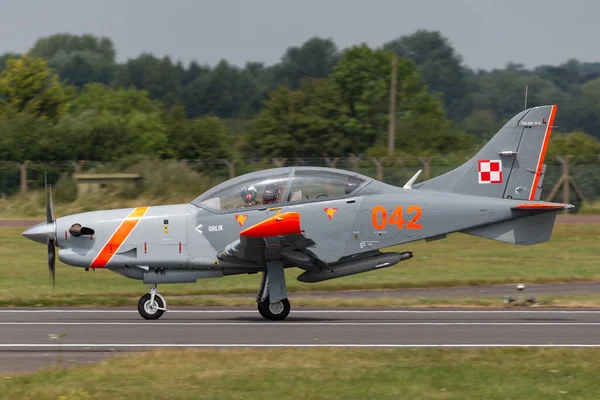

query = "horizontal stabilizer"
[513,203,573,210]
[461,212,558,245]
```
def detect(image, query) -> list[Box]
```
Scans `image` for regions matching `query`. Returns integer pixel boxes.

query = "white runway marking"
[1,322,600,326]
[1,344,600,348]
[1,309,600,314]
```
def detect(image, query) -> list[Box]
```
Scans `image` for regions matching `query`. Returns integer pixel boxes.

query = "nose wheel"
[257,297,291,320]
[138,284,168,320]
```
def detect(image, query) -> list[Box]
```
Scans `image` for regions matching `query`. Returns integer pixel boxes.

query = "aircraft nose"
[22,221,56,244]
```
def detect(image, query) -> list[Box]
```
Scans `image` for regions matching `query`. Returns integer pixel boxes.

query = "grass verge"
[2,294,600,309]
[2,348,600,399]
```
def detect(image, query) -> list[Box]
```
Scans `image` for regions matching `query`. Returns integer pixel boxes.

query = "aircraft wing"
[218,212,327,272]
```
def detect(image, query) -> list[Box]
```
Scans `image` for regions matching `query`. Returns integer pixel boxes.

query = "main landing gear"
[138,284,168,320]
[135,261,291,321]
[256,261,291,321]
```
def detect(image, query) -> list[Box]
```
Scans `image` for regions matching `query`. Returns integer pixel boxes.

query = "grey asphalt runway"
[2,307,600,373]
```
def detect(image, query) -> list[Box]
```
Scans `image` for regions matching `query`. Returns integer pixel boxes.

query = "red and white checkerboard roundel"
[478,160,503,184]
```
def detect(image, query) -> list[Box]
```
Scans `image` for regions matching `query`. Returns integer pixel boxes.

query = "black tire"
[257,298,291,321]
[138,293,165,320]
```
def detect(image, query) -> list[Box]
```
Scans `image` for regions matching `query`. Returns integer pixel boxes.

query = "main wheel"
[138,293,166,320]
[257,298,291,321]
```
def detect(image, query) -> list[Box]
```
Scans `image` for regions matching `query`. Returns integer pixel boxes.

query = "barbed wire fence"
[1,155,598,206]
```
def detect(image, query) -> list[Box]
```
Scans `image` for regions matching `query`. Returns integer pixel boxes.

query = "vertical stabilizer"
[417,105,557,200]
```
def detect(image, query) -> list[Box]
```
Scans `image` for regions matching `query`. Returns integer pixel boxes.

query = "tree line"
[1,30,599,164]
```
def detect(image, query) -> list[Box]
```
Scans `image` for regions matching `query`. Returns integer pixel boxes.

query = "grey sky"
[0,0,597,70]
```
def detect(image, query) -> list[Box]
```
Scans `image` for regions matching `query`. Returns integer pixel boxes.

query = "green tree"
[176,116,232,160]
[29,34,116,86]
[383,30,468,120]
[60,83,171,160]
[0,56,71,121]
[330,44,401,151]
[0,53,19,73]
[395,91,473,155]
[244,79,346,158]
[0,112,63,161]
[463,109,499,138]
[547,132,600,157]
[467,68,570,124]
[203,60,258,118]
[332,44,463,154]
[114,54,181,107]
[534,59,600,91]
[245,44,466,159]
[273,37,339,89]
[568,77,600,137]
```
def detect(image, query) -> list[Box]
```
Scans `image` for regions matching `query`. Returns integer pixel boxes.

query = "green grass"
[579,202,600,215]
[2,348,600,399]
[1,222,599,306]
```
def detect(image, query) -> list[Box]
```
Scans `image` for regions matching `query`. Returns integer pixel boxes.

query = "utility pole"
[387,54,397,156]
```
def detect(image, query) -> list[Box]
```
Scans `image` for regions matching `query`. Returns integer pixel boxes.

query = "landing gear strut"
[256,261,291,321]
[138,284,168,320]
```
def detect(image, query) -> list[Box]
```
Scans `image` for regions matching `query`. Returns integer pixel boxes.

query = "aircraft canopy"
[191,167,369,211]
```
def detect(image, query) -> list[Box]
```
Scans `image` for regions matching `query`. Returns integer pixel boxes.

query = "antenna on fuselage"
[403,169,422,190]
[524,85,528,110]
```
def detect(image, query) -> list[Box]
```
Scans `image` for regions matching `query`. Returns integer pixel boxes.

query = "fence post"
[372,158,384,182]
[323,156,339,169]
[222,159,235,179]
[271,158,287,168]
[545,155,586,205]
[419,156,433,180]
[75,160,86,173]
[561,155,571,204]
[20,160,30,194]
[349,154,362,172]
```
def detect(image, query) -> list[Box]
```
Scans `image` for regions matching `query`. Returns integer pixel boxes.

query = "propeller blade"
[48,238,56,288]
[45,174,54,224]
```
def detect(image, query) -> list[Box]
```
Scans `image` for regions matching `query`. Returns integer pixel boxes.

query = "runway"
[1,307,600,373]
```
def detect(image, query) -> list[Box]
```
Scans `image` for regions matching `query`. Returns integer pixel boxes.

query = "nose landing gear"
[138,284,168,320]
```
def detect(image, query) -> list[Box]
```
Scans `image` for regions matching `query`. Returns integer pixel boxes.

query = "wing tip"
[514,203,574,210]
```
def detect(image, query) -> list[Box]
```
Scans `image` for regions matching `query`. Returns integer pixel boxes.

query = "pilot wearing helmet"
[345,175,363,194]
[262,183,281,205]
[240,185,258,206]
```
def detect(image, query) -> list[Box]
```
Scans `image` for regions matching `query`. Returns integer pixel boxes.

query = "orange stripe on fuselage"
[90,207,148,268]
[529,105,557,200]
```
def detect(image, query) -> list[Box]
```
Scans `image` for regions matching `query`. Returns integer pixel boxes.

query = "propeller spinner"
[22,176,57,287]
[46,177,56,288]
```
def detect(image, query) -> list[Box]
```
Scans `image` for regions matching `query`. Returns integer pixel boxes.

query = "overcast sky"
[0,0,597,70]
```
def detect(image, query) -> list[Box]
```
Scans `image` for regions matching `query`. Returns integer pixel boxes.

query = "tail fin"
[418,105,557,200]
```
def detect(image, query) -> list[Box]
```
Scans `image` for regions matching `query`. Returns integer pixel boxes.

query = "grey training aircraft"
[23,105,572,320]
